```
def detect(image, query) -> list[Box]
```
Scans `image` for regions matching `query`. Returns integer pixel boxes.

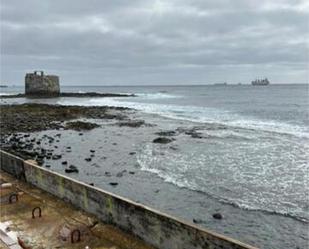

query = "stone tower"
[25,71,60,97]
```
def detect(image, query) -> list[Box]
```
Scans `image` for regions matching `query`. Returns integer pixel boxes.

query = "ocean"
[1,84,308,248]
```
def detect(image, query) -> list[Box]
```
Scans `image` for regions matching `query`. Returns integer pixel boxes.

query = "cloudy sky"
[1,0,308,85]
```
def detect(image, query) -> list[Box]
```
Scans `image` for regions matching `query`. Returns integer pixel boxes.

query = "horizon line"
[2,82,309,87]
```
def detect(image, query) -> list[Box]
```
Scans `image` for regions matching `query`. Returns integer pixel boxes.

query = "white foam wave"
[58,97,309,139]
[136,92,181,100]
[137,143,309,222]
[141,164,308,222]
[0,92,17,96]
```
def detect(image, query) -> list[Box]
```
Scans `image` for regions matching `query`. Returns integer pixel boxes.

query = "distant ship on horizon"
[251,78,270,86]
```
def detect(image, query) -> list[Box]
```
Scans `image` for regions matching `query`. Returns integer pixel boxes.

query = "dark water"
[1,84,309,248]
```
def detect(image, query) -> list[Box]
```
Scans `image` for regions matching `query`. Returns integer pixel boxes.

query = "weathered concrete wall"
[25,71,60,96]
[0,150,258,249]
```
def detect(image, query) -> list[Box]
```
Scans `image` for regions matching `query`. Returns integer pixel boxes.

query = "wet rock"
[116,120,145,128]
[155,130,177,136]
[169,146,178,151]
[65,165,79,173]
[52,154,62,160]
[177,128,204,139]
[193,219,203,224]
[37,154,45,159]
[191,132,203,139]
[91,163,100,168]
[105,171,112,177]
[22,150,37,158]
[36,159,44,166]
[212,213,223,220]
[65,121,100,131]
[153,137,174,144]
[116,170,127,177]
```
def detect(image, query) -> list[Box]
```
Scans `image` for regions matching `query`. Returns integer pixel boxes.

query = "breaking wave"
[137,143,309,223]
[59,97,309,139]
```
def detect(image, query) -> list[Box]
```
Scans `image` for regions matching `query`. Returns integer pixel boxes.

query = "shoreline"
[0,100,308,249]
[0,92,135,98]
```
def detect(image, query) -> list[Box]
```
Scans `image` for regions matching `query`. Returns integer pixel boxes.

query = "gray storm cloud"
[1,0,308,85]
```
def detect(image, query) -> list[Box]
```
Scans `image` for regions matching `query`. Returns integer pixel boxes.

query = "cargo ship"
[251,78,270,86]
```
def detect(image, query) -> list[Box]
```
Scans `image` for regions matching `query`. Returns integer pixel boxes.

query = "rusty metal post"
[32,207,42,219]
[9,193,18,204]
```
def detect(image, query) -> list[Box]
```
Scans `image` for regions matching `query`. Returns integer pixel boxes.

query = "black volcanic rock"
[65,165,79,173]
[212,213,223,220]
[155,130,177,136]
[116,120,145,128]
[153,137,174,144]
[65,121,100,131]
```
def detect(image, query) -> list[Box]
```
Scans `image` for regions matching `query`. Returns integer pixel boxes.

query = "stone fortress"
[25,71,60,96]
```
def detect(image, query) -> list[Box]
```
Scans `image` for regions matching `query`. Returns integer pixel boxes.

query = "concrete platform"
[0,171,154,249]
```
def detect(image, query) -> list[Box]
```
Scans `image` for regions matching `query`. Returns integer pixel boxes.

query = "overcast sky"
[1,0,308,85]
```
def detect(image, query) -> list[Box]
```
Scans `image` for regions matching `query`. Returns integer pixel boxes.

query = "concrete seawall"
[0,150,258,249]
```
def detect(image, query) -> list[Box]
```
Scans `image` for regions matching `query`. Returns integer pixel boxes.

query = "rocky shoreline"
[0,103,133,160]
[0,103,130,134]
[0,103,164,164]
[0,92,135,98]
[0,102,228,162]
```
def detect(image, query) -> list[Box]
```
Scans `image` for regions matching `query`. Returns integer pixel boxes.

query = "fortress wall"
[0,150,257,249]
[25,72,60,96]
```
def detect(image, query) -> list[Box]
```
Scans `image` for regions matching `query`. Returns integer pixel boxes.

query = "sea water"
[1,84,308,248]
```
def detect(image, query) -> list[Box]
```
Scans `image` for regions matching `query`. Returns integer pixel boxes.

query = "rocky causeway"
[0,92,135,98]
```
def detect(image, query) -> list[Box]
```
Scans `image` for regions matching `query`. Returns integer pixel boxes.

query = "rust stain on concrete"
[0,171,155,249]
